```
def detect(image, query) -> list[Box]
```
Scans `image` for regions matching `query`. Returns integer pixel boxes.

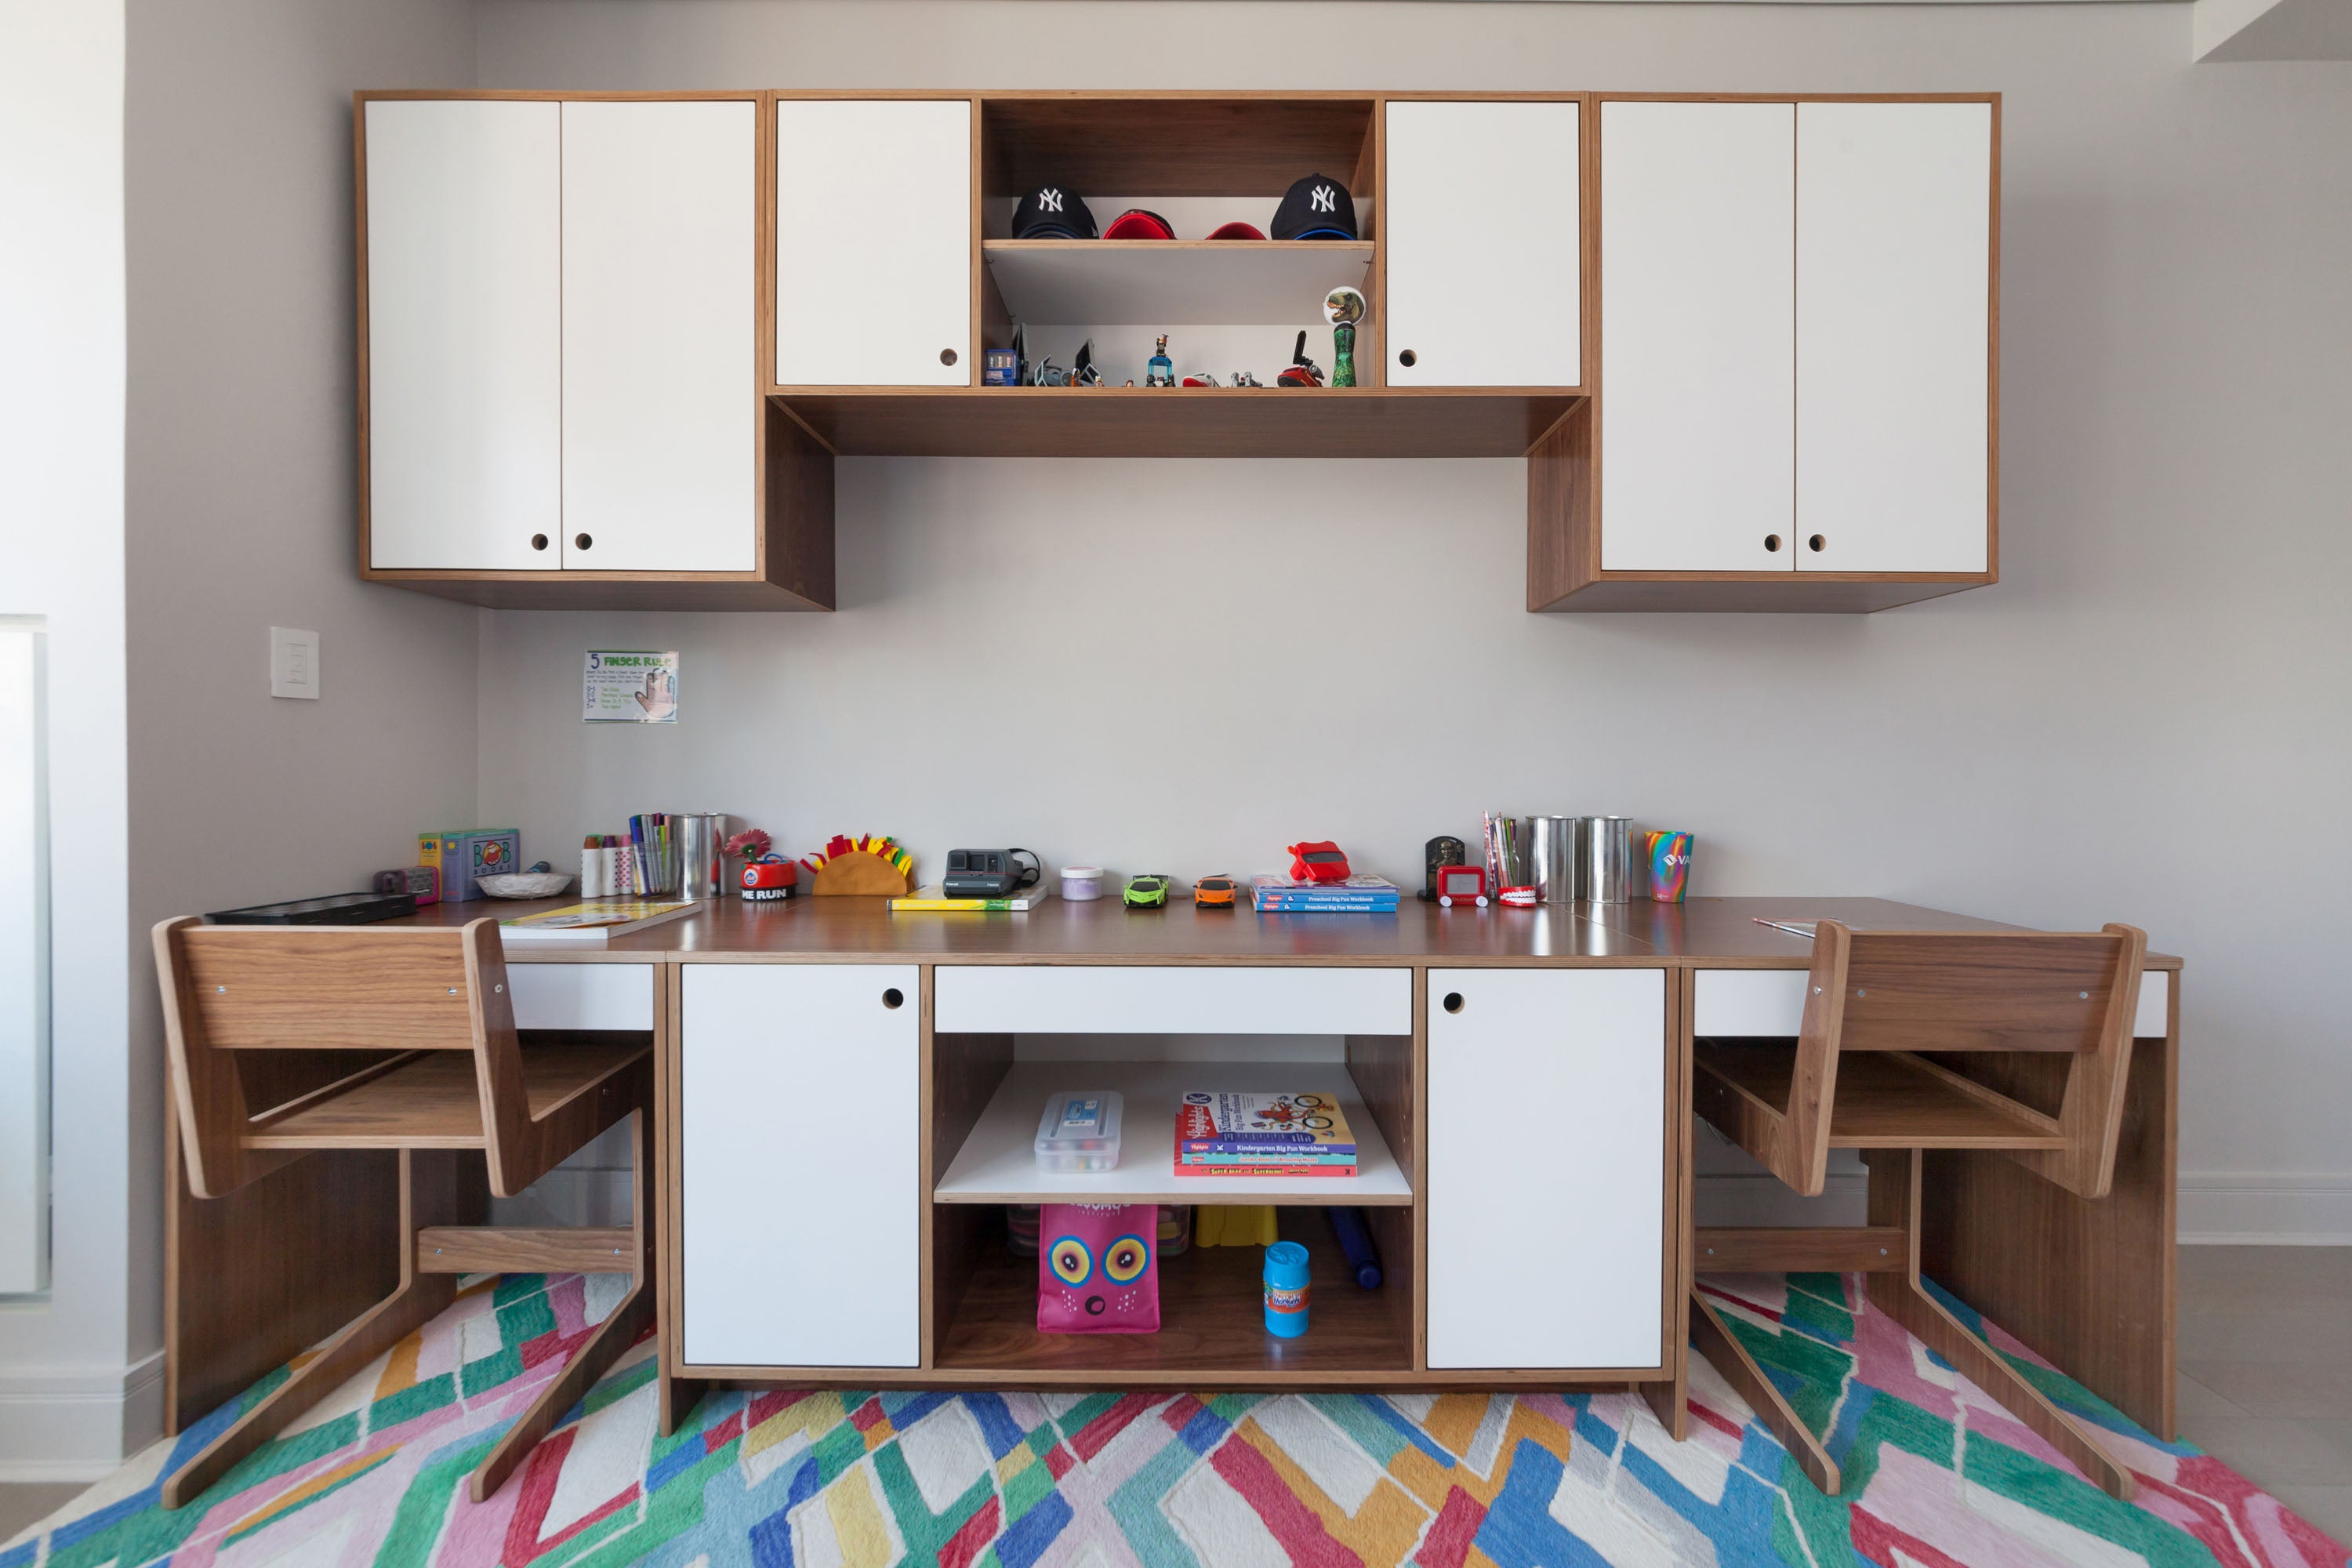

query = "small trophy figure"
[1324,286,1366,388]
[1146,335,1175,387]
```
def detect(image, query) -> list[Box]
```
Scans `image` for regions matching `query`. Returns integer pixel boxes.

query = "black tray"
[207,891,418,925]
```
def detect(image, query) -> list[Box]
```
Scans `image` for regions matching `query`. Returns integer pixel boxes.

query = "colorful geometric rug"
[5,1270,2345,1567]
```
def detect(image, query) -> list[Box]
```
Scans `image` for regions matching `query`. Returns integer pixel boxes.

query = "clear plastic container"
[1034,1090,1123,1172]
[1061,866,1105,902]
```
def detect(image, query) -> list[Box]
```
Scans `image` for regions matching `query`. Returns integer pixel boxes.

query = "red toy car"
[1286,842,1352,883]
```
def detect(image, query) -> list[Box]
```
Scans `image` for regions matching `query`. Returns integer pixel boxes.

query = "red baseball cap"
[1103,209,1175,240]
[1206,220,1266,240]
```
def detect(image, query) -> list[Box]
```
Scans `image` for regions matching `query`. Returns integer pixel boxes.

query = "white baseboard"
[2179,1171,2352,1245]
[0,1348,164,1475]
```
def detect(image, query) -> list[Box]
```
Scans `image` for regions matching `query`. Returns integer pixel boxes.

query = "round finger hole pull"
[882,987,905,1010]
[530,533,550,551]
[1443,992,1464,1014]
[575,533,593,550]
[940,348,958,366]
[1808,534,1826,552]
[1398,349,1418,368]
[1764,534,1782,553]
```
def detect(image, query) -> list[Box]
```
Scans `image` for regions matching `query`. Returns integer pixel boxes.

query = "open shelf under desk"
[771,387,1581,459]
[934,1211,1410,1377]
[935,1058,1410,1206]
[245,1037,649,1149]
[1694,1043,2067,1149]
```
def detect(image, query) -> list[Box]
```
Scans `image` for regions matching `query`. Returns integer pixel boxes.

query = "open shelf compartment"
[1694,1041,2067,1149]
[931,1203,1414,1379]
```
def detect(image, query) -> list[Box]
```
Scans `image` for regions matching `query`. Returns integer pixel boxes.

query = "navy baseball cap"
[1013,183,1098,239]
[1272,173,1357,241]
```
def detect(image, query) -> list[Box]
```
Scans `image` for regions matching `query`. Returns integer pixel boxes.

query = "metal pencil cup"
[1530,815,1581,903]
[1583,816,1635,903]
[680,812,724,901]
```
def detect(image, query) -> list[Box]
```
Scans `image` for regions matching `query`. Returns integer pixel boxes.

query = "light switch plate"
[270,626,319,699]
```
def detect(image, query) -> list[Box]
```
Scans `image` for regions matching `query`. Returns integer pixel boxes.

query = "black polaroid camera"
[944,848,1040,898]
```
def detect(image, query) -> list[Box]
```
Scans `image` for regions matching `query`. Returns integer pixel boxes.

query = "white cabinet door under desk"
[1427,967,1667,1371]
[934,966,1411,1036]
[681,963,920,1368]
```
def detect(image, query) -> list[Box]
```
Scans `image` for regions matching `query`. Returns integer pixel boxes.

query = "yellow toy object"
[801,833,916,896]
[1192,1205,1279,1248]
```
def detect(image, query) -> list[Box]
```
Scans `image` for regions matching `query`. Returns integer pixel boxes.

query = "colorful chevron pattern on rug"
[5,1270,2345,1567]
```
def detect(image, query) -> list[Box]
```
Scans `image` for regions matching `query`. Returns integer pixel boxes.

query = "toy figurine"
[1232,370,1264,387]
[1324,287,1365,388]
[1277,330,1325,387]
[1146,335,1175,387]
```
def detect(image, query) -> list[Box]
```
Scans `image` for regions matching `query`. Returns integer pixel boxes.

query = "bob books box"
[419,828,520,903]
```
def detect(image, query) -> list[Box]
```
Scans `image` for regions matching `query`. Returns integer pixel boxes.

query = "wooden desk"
[164,896,2180,1452]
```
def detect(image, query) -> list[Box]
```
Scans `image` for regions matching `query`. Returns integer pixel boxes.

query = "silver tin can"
[1583,816,1635,903]
[679,812,725,901]
[1530,815,1581,903]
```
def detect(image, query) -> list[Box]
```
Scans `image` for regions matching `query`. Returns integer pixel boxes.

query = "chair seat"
[246,1040,649,1149]
[1696,1043,2067,1150]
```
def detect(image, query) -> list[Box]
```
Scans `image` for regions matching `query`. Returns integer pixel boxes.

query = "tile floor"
[3,1245,2348,1549]
[2178,1243,2352,1543]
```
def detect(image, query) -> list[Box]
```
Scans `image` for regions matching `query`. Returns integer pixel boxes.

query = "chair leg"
[1689,1287,1842,1494]
[164,1151,463,1510]
[1865,1149,2136,1502]
[467,1109,655,1504]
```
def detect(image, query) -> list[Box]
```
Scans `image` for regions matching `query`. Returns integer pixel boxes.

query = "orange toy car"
[1194,874,1240,909]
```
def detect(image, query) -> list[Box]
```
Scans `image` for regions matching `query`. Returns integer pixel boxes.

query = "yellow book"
[499,900,699,943]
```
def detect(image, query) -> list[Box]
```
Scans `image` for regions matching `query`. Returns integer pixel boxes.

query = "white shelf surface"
[935,1059,1410,1206]
[984,241,1375,326]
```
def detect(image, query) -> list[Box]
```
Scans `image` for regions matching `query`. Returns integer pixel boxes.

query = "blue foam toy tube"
[1327,1205,1383,1289]
[1263,1240,1310,1337]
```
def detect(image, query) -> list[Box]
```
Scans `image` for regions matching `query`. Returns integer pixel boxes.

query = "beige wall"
[111,0,481,1462]
[470,0,2352,1239]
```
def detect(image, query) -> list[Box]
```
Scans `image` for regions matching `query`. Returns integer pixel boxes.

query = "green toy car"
[1122,873,1171,909]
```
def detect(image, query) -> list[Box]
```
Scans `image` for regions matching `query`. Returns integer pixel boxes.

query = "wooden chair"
[1688,920,2148,1501]
[154,916,655,1509]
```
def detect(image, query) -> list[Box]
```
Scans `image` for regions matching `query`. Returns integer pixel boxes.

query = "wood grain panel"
[1343,1033,1414,1174]
[1693,1227,1907,1274]
[415,1226,636,1274]
[1526,400,1595,609]
[978,96,1377,198]
[1695,1045,2064,1149]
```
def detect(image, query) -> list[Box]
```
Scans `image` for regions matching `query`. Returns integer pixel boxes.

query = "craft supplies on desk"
[893,884,1055,912]
[419,828,519,903]
[629,815,681,896]
[498,899,697,944]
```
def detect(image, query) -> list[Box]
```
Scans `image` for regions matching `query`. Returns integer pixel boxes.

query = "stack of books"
[1173,1091,1358,1179]
[1250,874,1402,913]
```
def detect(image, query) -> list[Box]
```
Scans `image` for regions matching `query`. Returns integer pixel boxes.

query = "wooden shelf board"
[245,1040,648,1149]
[983,240,1374,325]
[935,1215,1408,1375]
[773,388,1580,459]
[936,1059,1410,1205]
[358,572,831,613]
[980,97,1378,200]
[1533,575,1994,615]
[1694,1045,2066,1149]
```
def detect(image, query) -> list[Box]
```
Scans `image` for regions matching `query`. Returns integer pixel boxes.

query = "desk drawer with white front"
[934,965,1411,1035]
[507,960,656,1031]
[1693,967,2172,1039]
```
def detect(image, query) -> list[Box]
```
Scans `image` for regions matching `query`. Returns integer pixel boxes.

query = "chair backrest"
[1833,931,2138,1055]
[1791,920,2147,1199]
[157,917,519,1199]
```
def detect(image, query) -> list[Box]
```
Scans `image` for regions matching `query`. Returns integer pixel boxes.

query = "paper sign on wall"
[583,650,680,724]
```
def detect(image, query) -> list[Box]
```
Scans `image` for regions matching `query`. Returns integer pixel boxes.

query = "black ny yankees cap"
[1272,173,1357,241]
[1012,183,1098,239]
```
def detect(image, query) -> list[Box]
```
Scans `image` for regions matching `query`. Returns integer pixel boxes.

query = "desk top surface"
[394,895,2182,969]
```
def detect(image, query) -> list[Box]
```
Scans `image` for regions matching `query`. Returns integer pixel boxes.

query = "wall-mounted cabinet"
[1534,94,1998,611]
[355,89,1994,613]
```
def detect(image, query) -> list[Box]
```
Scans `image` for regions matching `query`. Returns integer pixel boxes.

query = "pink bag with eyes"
[1037,1203,1160,1334]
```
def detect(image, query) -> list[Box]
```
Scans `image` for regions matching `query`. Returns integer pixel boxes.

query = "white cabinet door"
[1385,100,1582,389]
[1427,967,1665,1370]
[1796,101,1992,573]
[682,964,920,1367]
[364,100,561,571]
[561,101,756,572]
[774,99,971,387]
[1599,101,1796,572]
